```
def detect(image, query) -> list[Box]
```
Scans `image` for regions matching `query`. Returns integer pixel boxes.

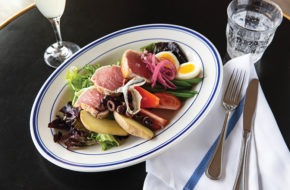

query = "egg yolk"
[159,54,175,64]
[178,63,195,74]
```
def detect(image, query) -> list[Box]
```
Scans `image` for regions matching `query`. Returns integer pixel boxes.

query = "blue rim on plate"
[30,24,223,172]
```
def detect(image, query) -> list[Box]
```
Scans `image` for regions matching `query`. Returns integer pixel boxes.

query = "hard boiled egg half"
[176,62,202,80]
[155,51,180,70]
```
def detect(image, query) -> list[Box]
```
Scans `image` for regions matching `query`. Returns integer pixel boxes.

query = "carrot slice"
[134,86,160,108]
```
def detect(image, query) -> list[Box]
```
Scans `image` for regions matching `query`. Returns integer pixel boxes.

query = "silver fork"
[205,69,245,180]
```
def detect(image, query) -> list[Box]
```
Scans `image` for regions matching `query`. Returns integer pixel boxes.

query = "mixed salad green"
[48,42,203,151]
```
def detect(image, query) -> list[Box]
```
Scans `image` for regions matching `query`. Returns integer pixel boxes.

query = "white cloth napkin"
[143,55,290,190]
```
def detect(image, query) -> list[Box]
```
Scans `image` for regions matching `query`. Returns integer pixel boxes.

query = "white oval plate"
[30,24,223,172]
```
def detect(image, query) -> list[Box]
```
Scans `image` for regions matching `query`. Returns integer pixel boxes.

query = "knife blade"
[234,79,259,190]
[243,79,259,133]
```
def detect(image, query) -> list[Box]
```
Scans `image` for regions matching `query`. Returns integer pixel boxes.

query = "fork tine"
[224,69,237,101]
[233,70,245,104]
[238,71,245,99]
[230,70,240,102]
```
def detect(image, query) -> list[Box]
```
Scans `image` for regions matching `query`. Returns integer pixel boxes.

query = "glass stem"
[48,17,63,48]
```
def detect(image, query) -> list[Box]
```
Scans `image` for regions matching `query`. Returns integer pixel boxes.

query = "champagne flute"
[35,0,80,68]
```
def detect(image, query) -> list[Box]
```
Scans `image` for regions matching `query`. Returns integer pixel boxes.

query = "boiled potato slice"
[80,110,128,136]
[113,111,154,140]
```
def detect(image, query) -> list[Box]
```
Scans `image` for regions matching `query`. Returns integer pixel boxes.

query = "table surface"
[0,0,289,189]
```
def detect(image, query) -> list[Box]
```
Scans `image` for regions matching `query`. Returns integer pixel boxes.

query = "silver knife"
[233,79,259,190]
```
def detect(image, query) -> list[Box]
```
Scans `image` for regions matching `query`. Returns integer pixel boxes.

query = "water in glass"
[226,0,282,63]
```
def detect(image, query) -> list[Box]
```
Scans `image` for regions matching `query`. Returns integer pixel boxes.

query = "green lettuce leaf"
[66,64,100,92]
[89,133,119,150]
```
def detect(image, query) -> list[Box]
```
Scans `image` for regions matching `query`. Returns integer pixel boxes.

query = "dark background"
[0,0,288,189]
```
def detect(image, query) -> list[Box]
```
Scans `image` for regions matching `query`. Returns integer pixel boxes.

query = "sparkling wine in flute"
[35,0,80,68]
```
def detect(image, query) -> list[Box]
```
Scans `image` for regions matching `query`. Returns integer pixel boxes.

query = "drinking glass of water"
[35,0,80,68]
[226,0,283,63]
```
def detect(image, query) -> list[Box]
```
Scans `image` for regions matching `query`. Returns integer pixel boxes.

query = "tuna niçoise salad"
[49,42,203,151]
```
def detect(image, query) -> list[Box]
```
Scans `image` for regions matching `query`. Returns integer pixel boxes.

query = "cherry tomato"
[154,92,181,110]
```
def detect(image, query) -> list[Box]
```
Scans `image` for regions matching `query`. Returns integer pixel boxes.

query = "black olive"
[142,117,153,127]
[116,105,126,114]
[107,100,116,111]
[133,114,143,122]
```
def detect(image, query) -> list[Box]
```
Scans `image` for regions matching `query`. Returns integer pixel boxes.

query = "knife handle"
[233,132,251,190]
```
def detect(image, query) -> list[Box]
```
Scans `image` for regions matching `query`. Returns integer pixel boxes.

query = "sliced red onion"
[141,52,176,89]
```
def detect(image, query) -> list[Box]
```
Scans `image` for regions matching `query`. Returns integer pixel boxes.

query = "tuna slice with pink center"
[91,65,124,94]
